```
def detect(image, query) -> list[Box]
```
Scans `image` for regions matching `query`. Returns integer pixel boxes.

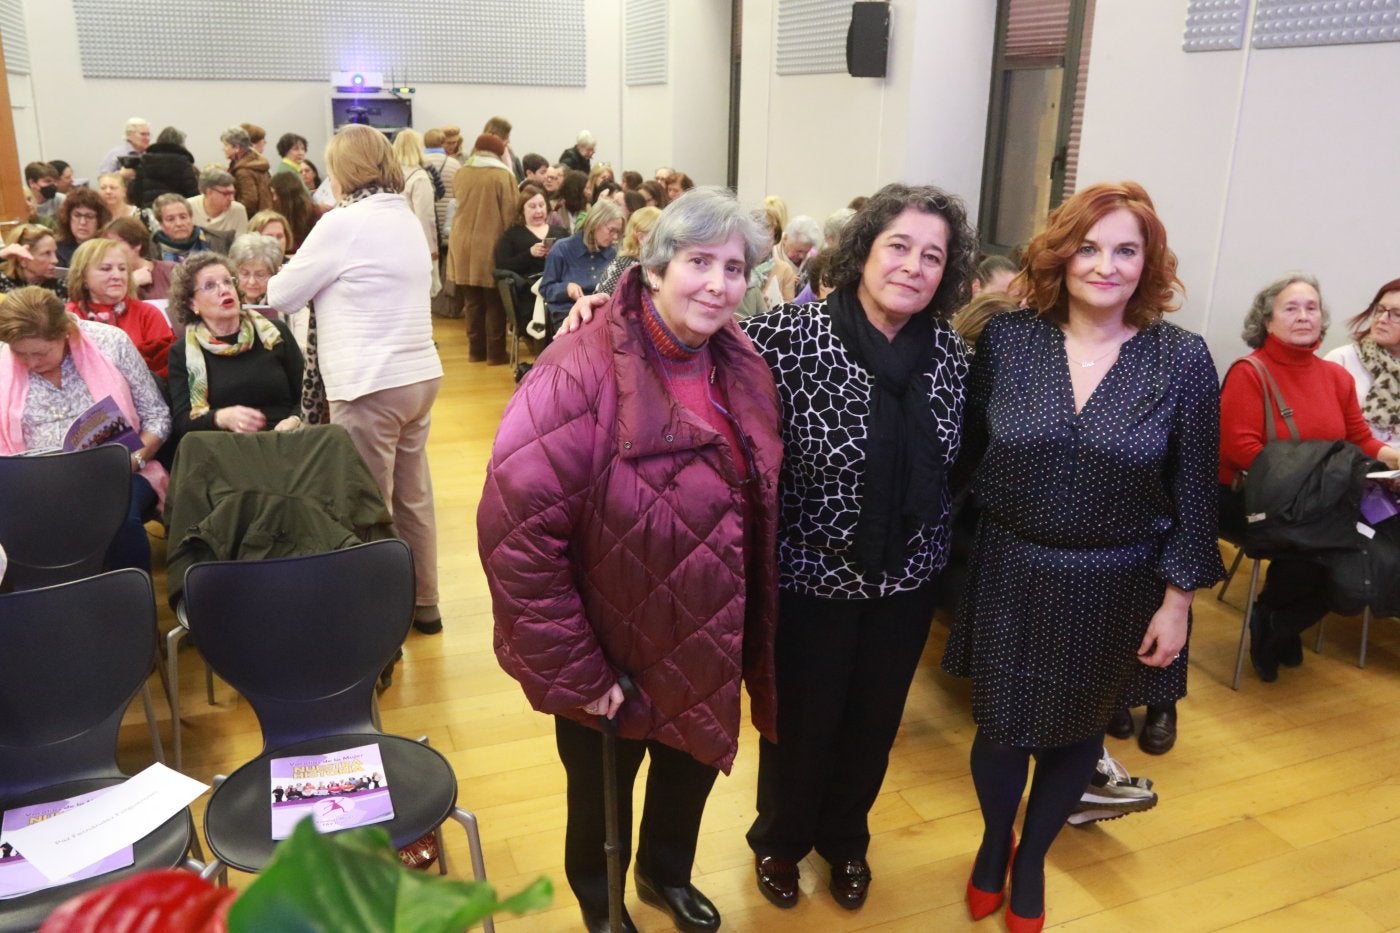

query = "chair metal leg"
[1314,618,1326,653]
[205,663,216,705]
[1218,547,1244,601]
[140,682,167,763]
[198,858,227,884]
[1232,558,1263,690]
[1360,607,1371,669]
[434,825,449,876]
[449,807,493,933]
[167,624,187,772]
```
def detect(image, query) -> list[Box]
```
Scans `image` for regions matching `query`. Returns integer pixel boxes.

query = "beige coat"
[448,156,516,288]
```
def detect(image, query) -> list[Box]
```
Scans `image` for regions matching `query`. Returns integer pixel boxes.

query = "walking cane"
[599,675,635,933]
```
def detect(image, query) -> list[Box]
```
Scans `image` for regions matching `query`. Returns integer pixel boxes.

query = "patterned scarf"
[70,298,126,325]
[184,309,283,420]
[336,185,389,209]
[152,227,210,260]
[1357,336,1400,433]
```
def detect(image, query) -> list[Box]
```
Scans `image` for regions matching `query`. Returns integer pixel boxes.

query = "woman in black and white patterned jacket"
[742,183,975,913]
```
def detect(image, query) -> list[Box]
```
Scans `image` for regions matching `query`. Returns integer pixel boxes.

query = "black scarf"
[827,284,946,576]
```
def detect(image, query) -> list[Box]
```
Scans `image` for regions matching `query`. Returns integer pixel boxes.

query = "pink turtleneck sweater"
[1219,333,1385,485]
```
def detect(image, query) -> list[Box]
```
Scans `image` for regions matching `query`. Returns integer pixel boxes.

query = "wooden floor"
[118,315,1400,932]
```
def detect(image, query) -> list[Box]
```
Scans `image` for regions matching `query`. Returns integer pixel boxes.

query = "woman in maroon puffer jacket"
[479,187,781,933]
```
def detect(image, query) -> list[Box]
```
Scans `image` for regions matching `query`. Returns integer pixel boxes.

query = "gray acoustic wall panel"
[1183,0,1249,51]
[71,0,586,86]
[1254,0,1400,48]
[776,0,854,76]
[625,0,667,86]
[1,0,30,74]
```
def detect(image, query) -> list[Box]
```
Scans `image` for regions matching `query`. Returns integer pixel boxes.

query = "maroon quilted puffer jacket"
[478,269,782,773]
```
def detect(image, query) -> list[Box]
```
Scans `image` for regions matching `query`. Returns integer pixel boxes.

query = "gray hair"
[151,192,191,219]
[228,232,283,271]
[580,198,625,251]
[577,129,597,148]
[198,168,235,192]
[155,126,185,147]
[220,126,252,150]
[639,186,770,277]
[1241,273,1329,349]
[823,208,856,246]
[124,116,149,136]
[783,214,822,249]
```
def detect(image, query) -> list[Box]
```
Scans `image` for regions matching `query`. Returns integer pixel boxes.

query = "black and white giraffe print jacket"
[742,301,969,600]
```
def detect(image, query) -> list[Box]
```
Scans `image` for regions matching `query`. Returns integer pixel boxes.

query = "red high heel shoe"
[964,833,1016,921]
[1005,880,1045,933]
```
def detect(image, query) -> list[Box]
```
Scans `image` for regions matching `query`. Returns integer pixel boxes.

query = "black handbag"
[1234,356,1372,554]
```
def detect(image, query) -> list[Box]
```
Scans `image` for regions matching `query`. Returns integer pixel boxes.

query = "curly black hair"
[826,182,977,322]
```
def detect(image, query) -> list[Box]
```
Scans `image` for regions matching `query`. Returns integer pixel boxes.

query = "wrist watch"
[132,453,146,472]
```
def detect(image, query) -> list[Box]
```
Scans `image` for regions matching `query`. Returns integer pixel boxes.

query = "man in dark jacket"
[129,126,199,208]
[558,130,595,174]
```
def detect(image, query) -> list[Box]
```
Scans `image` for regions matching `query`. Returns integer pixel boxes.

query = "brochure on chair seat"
[0,788,134,899]
[269,743,393,840]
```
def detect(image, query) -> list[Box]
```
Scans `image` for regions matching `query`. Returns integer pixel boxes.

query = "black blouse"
[495,224,570,279]
[166,319,304,436]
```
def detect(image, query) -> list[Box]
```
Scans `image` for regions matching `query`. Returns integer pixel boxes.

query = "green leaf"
[227,821,551,933]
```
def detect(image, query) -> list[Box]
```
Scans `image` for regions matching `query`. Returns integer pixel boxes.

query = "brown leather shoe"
[755,855,799,909]
[828,858,872,910]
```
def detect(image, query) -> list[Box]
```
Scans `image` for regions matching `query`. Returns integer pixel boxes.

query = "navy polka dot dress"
[942,311,1225,748]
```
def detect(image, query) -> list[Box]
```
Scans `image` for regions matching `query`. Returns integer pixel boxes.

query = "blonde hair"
[392,129,427,169]
[67,238,135,303]
[951,292,1019,347]
[0,286,72,344]
[325,125,404,195]
[248,209,293,240]
[582,198,625,251]
[2,224,57,280]
[619,206,661,258]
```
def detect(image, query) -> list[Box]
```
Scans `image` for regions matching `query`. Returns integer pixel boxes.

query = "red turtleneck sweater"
[1219,334,1385,484]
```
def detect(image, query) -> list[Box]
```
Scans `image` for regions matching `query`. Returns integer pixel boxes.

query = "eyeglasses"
[238,269,271,282]
[70,211,98,222]
[1373,306,1400,323]
[211,187,236,198]
[197,277,237,294]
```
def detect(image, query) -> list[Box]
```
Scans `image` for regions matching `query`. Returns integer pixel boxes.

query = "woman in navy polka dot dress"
[942,182,1223,931]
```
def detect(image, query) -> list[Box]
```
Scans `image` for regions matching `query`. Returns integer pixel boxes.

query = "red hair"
[1014,181,1181,329]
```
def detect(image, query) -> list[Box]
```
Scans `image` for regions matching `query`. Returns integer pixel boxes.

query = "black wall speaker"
[847,2,890,79]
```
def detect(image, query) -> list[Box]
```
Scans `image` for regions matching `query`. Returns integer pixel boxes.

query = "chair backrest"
[0,570,157,799]
[183,539,415,752]
[0,445,132,590]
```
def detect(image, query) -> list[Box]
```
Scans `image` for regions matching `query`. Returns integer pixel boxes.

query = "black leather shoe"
[635,869,720,933]
[755,854,799,909]
[1106,707,1134,739]
[1279,631,1304,667]
[828,858,872,910]
[1139,703,1177,755]
[1249,604,1279,683]
[580,904,637,933]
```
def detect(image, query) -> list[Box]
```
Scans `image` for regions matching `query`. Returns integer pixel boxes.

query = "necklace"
[1065,346,1119,368]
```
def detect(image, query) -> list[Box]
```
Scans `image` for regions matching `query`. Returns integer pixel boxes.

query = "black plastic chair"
[493,268,533,382]
[184,540,491,926]
[0,445,131,589]
[0,571,201,933]
[0,446,166,763]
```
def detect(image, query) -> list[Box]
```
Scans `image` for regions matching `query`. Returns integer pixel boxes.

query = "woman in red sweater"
[65,238,174,380]
[1220,273,1400,681]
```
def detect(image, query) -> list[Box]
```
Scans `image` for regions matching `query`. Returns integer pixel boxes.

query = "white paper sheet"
[2,764,208,882]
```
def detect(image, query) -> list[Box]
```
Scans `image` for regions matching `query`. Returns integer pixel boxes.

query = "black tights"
[969,728,1103,918]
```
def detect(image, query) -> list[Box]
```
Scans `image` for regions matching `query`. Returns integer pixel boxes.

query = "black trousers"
[747,583,937,863]
[554,715,718,915]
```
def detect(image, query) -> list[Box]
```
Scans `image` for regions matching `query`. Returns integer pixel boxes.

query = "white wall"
[736,0,997,223]
[20,0,623,178]
[618,0,731,186]
[1076,3,1400,370]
